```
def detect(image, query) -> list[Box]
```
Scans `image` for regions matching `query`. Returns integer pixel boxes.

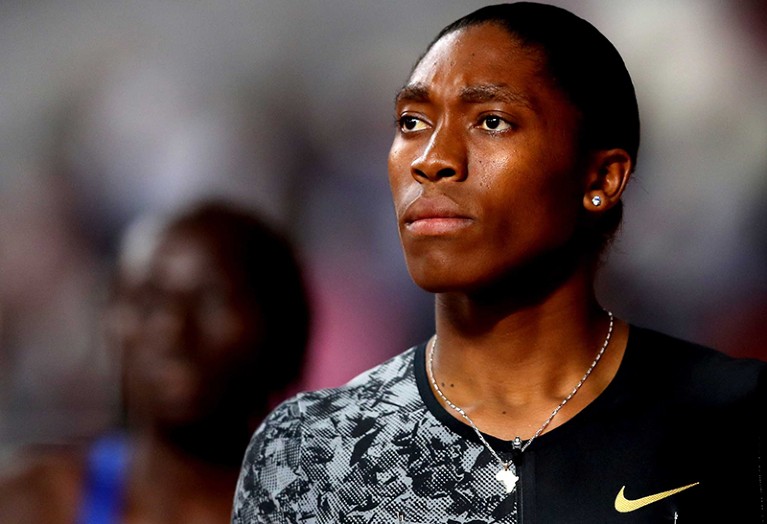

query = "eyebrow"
[459,84,533,108]
[394,82,533,109]
[394,83,430,105]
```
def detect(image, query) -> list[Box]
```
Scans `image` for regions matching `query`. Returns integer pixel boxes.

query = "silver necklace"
[427,311,614,494]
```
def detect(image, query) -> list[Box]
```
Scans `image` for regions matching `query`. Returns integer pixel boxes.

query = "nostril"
[412,166,458,182]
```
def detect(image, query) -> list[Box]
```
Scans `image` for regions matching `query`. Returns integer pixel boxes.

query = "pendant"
[495,465,519,493]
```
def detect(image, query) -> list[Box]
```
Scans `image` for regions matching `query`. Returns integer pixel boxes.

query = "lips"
[402,197,474,235]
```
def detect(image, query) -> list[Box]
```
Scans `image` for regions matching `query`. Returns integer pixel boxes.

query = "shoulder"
[628,325,766,405]
[233,347,420,522]
[244,346,419,457]
[299,345,419,417]
[0,444,85,524]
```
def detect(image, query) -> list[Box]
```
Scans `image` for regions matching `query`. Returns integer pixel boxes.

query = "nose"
[147,295,198,353]
[410,122,466,182]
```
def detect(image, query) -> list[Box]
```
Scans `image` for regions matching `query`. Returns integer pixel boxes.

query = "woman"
[233,3,765,523]
[0,202,311,523]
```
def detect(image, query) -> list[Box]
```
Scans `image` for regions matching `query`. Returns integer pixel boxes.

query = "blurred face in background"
[121,226,263,429]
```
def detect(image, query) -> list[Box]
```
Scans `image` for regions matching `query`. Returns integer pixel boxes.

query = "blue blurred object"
[77,433,130,524]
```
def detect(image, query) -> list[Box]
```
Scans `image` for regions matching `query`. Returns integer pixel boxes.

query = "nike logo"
[614,482,700,513]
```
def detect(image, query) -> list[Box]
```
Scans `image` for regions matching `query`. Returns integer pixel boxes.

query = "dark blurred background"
[1,0,766,461]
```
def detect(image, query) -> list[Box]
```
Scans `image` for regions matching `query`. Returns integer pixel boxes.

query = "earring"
[591,195,602,207]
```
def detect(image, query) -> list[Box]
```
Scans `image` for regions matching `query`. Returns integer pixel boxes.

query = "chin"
[407,266,480,294]
[154,405,200,426]
[402,242,506,294]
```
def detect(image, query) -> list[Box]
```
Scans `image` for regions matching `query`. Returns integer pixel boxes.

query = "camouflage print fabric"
[232,345,518,524]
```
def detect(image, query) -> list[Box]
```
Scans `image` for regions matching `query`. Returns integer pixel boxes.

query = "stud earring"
[591,195,602,207]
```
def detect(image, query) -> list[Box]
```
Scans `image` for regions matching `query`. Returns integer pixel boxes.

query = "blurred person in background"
[0,200,312,523]
[232,3,766,523]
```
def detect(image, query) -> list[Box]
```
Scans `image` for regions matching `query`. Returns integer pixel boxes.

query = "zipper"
[759,431,765,523]
[515,449,533,524]
[516,472,524,524]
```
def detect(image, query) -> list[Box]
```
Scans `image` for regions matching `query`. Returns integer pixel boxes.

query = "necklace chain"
[428,311,614,470]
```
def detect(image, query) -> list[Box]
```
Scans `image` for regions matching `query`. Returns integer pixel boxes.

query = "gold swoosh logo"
[614,482,700,513]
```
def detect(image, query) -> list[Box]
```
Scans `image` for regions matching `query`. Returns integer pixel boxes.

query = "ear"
[582,149,633,212]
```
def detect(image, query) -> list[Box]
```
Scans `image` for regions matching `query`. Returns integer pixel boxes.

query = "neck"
[133,430,242,486]
[123,431,242,523]
[430,267,627,440]
[436,263,600,363]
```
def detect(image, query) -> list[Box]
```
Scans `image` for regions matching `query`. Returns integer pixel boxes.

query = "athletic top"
[232,326,766,523]
[77,433,130,524]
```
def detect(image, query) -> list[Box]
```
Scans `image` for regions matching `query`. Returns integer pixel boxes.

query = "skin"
[389,23,632,440]
[0,226,268,524]
[122,226,265,523]
[127,227,264,431]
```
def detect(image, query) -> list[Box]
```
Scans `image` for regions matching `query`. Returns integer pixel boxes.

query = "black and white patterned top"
[234,327,767,523]
[232,344,519,524]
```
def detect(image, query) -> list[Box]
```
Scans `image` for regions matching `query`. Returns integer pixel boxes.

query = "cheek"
[388,145,420,219]
[475,154,582,247]
[195,310,261,389]
[201,307,258,352]
[387,143,407,191]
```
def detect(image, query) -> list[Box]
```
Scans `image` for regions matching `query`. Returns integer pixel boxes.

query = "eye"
[398,115,429,133]
[478,115,512,132]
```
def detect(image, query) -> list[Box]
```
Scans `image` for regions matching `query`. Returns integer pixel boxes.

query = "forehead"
[152,233,212,281]
[407,23,547,97]
[149,229,239,291]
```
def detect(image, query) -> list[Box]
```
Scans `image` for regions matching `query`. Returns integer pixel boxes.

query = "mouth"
[403,197,474,236]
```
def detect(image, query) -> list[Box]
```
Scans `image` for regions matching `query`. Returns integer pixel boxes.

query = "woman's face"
[122,227,262,426]
[388,23,586,293]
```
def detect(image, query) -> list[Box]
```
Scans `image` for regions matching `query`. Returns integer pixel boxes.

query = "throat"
[427,311,617,444]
